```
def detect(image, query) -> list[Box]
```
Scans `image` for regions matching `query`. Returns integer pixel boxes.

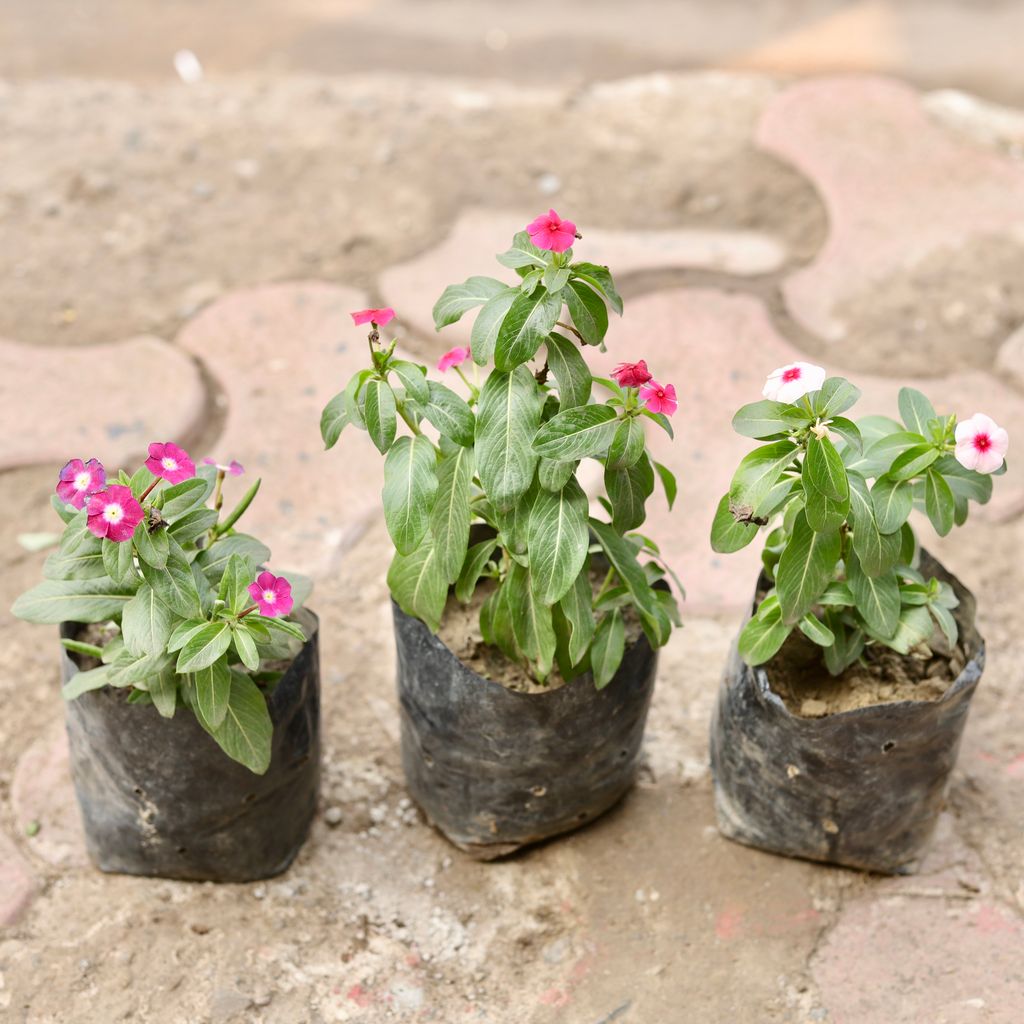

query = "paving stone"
[177,283,383,579]
[996,323,1024,391]
[813,895,1024,1024]
[379,207,787,348]
[758,76,1024,374]
[0,832,37,926]
[11,720,88,869]
[0,334,207,473]
[585,288,1024,614]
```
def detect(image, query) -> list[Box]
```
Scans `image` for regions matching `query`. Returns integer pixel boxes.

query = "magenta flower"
[526,209,577,253]
[639,380,678,417]
[247,571,294,618]
[437,346,471,373]
[86,486,144,542]
[202,457,245,476]
[955,413,1009,475]
[611,361,653,389]
[351,307,396,327]
[145,442,196,485]
[56,458,106,510]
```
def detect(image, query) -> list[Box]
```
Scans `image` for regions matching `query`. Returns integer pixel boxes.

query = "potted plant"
[12,445,320,882]
[322,211,682,858]
[709,361,1008,872]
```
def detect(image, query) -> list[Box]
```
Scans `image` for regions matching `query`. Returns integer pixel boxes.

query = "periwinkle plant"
[322,212,682,686]
[712,361,1009,672]
[13,444,311,773]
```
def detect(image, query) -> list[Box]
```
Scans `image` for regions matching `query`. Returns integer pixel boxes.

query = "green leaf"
[470,288,518,366]
[61,637,104,659]
[653,461,677,511]
[197,670,273,775]
[799,613,835,647]
[100,537,135,584]
[496,231,547,271]
[570,262,623,315]
[538,458,577,492]
[387,543,448,632]
[506,562,556,680]
[607,416,646,470]
[932,456,993,504]
[589,519,658,622]
[527,478,589,605]
[120,582,172,656]
[455,538,498,603]
[605,452,655,533]
[383,435,439,555]
[889,444,940,481]
[193,655,232,728]
[898,387,938,436]
[924,468,956,537]
[389,360,429,405]
[878,604,934,655]
[564,280,608,347]
[320,391,349,449]
[141,541,202,618]
[363,377,397,454]
[812,377,861,418]
[160,477,211,519]
[591,610,625,690]
[133,523,169,569]
[44,545,107,580]
[829,416,863,454]
[929,603,958,651]
[12,577,137,624]
[430,444,474,584]
[494,287,562,371]
[176,621,232,672]
[848,474,901,578]
[738,605,792,666]
[217,477,261,535]
[195,534,271,583]
[775,511,840,625]
[847,552,900,640]
[168,618,207,653]
[520,268,542,295]
[167,507,219,546]
[545,332,592,410]
[872,476,914,533]
[218,553,255,615]
[559,569,596,665]
[423,381,475,447]
[232,624,261,671]
[542,264,571,293]
[433,276,509,329]
[475,366,541,511]
[822,611,865,676]
[805,434,849,502]
[533,404,617,461]
[803,480,850,534]
[848,431,924,477]
[148,668,178,718]
[51,494,79,524]
[732,400,791,439]
[710,494,760,553]
[62,663,114,700]
[729,440,799,516]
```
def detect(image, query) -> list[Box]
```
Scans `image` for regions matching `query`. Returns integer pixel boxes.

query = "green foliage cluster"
[323,230,681,686]
[13,465,310,773]
[713,381,1003,672]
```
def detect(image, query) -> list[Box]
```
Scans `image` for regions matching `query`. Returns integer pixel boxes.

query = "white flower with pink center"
[762,362,827,405]
[955,413,1008,475]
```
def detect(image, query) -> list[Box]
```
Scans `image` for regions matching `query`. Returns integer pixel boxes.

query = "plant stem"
[593,567,616,605]
[556,321,585,345]
[238,604,259,620]
[139,478,161,502]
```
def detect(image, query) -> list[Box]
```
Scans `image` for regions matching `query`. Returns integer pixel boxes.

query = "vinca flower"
[611,361,653,388]
[639,380,678,417]
[762,362,826,404]
[351,307,396,327]
[526,209,577,253]
[55,458,105,509]
[202,457,245,476]
[955,413,1009,475]
[248,571,293,618]
[437,346,471,372]
[86,485,144,542]
[145,442,196,484]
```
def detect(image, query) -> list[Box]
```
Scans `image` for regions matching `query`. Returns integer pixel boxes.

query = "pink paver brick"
[813,896,1024,1024]
[0,335,206,472]
[380,207,786,347]
[0,831,37,927]
[177,283,383,577]
[758,76,1024,343]
[586,288,1024,614]
[11,721,88,869]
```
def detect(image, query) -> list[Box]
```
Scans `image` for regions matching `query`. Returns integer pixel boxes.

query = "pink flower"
[437,346,471,373]
[202,457,245,476]
[247,571,294,618]
[56,458,106,510]
[526,209,577,253]
[762,362,826,404]
[955,413,1009,474]
[611,361,653,389]
[351,308,396,327]
[86,485,144,542]
[145,442,196,485]
[639,380,678,417]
